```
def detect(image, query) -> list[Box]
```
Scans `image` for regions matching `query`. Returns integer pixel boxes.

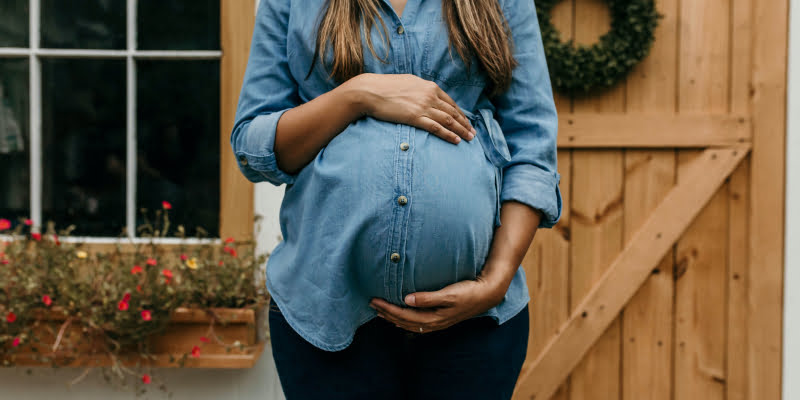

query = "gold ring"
[419,327,423,333]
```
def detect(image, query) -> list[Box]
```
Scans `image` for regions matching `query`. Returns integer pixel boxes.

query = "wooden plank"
[550,0,574,114]
[220,0,256,240]
[512,146,749,400]
[726,0,753,394]
[675,0,731,398]
[620,0,679,397]
[556,114,751,148]
[515,151,572,400]
[748,0,789,398]
[569,0,627,398]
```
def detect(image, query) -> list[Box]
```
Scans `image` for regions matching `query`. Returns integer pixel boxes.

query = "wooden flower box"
[3,307,267,369]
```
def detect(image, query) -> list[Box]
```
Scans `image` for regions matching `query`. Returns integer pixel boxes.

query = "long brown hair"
[307,0,518,98]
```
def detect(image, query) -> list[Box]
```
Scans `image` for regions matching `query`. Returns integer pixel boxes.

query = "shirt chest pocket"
[420,18,487,88]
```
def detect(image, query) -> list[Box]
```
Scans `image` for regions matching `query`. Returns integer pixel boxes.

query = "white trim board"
[784,0,799,397]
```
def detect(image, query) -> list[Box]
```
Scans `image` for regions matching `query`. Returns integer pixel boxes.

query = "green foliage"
[0,208,268,392]
[535,0,661,96]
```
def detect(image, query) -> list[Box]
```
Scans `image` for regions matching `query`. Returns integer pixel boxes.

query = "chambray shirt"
[231,0,562,351]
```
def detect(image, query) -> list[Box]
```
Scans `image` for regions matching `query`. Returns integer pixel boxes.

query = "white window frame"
[0,0,222,244]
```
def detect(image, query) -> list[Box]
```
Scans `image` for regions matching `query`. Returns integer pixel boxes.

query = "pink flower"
[42,295,53,306]
[142,374,151,384]
[161,201,172,210]
[117,301,129,311]
[141,310,152,321]
[191,345,201,358]
[0,219,10,230]
[146,258,157,266]
[161,269,173,279]
[1,259,8,265]
[6,312,16,323]
[199,336,210,343]
[131,265,143,275]
[122,292,131,303]
[23,219,32,226]
[180,253,188,261]
[11,337,20,347]
[30,232,41,241]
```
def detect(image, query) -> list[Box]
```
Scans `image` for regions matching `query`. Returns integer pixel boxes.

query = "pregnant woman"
[231,0,562,398]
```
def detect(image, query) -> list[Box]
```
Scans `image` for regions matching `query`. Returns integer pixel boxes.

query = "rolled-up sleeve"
[493,0,563,229]
[230,0,301,186]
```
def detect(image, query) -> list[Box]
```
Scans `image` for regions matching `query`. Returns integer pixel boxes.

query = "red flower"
[42,295,53,306]
[31,232,41,241]
[11,337,20,347]
[218,261,224,266]
[52,234,60,246]
[131,265,143,275]
[224,237,235,244]
[180,253,188,261]
[0,219,10,230]
[23,219,32,226]
[142,374,152,384]
[161,201,172,210]
[1,259,8,265]
[136,284,143,293]
[223,246,238,258]
[191,345,201,358]
[161,269,173,279]
[199,336,210,343]
[122,292,131,303]
[141,310,152,321]
[117,301,129,311]
[146,258,157,266]
[6,312,16,323]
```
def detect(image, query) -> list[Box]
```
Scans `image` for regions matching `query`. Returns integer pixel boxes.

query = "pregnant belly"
[289,116,502,303]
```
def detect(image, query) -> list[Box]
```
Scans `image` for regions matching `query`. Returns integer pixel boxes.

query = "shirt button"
[238,155,248,166]
[400,142,409,151]
[390,252,401,263]
[396,25,404,35]
[397,195,408,206]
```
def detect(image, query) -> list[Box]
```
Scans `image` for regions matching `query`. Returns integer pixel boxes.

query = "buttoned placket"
[382,5,416,305]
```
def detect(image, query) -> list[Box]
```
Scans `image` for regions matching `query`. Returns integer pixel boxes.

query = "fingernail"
[405,294,416,306]
[471,126,476,134]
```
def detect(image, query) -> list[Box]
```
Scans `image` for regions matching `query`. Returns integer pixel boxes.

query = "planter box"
[3,307,267,369]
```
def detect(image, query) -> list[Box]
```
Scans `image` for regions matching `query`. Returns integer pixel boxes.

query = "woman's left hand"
[369,274,507,334]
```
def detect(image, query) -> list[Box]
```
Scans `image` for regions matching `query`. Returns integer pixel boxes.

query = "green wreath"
[535,0,661,96]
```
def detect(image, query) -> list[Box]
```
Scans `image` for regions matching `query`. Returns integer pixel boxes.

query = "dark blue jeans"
[268,298,529,400]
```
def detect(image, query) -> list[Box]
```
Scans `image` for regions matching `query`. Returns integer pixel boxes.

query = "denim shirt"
[231,0,562,351]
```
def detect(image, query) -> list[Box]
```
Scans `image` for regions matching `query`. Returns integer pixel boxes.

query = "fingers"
[425,107,474,142]
[415,115,462,144]
[435,87,475,134]
[404,291,456,308]
[433,98,475,138]
[369,298,444,333]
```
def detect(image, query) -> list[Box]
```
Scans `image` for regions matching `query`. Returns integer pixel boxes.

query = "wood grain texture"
[512,146,749,400]
[220,0,256,240]
[748,0,788,398]
[556,114,750,148]
[568,0,626,398]
[674,0,731,398]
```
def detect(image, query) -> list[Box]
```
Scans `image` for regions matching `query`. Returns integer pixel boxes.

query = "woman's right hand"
[346,73,476,144]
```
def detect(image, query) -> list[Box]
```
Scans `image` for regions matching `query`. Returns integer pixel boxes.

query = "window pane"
[137,60,219,237]
[138,0,219,50]
[42,59,126,236]
[0,59,29,228]
[41,0,126,49]
[0,0,29,47]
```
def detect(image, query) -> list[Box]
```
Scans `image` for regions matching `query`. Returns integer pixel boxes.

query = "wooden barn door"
[512,0,788,399]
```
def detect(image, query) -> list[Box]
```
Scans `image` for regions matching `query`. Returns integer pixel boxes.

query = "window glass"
[0,59,29,228]
[0,0,29,47]
[136,60,220,237]
[41,0,126,49]
[41,59,126,236]
[138,0,219,50]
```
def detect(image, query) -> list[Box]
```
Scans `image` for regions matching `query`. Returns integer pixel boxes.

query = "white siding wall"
[784,0,800,397]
